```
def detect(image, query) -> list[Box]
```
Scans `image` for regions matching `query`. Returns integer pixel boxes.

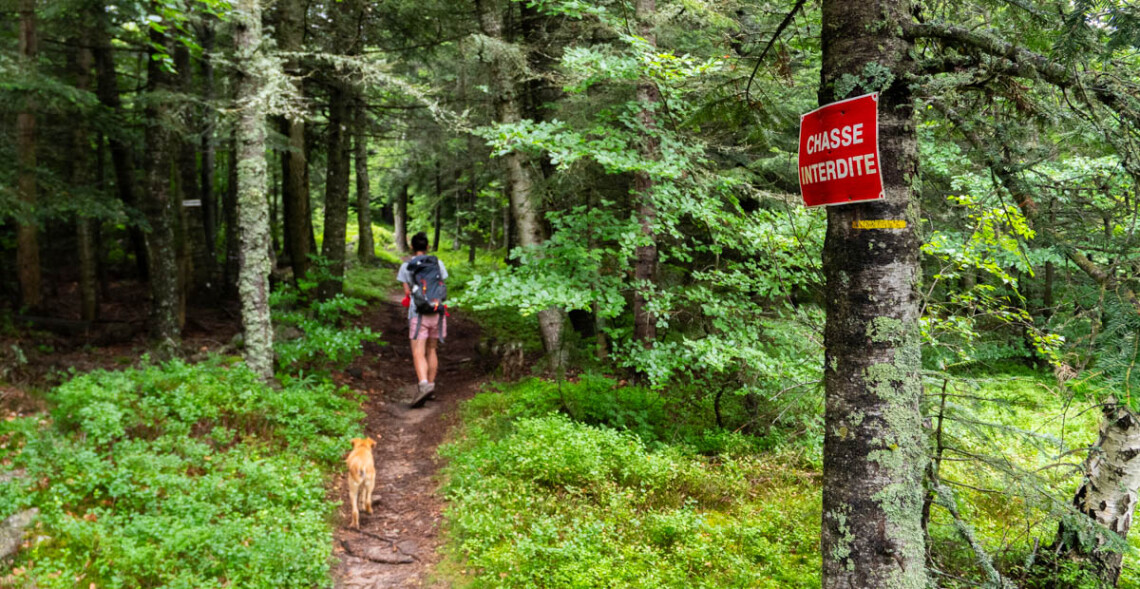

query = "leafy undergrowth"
[0,358,364,589]
[437,377,821,588]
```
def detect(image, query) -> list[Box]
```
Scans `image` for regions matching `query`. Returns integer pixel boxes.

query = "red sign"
[798,93,884,207]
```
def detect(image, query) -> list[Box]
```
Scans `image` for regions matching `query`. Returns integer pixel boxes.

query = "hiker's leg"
[426,337,439,383]
[410,336,428,383]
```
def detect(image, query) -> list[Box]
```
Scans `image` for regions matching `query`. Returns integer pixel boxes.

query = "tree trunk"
[818,0,926,587]
[234,0,274,378]
[394,183,409,253]
[319,82,352,299]
[199,20,218,287]
[276,0,313,282]
[142,11,182,354]
[16,0,41,311]
[1052,403,1140,585]
[172,44,194,321]
[475,0,565,365]
[632,0,658,346]
[71,36,98,320]
[223,132,240,297]
[92,4,148,280]
[433,161,442,251]
[355,104,374,263]
[175,43,205,296]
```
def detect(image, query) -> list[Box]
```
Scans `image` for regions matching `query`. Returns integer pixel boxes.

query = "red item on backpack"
[401,295,411,308]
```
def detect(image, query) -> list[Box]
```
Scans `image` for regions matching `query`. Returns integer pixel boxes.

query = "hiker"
[397,232,448,407]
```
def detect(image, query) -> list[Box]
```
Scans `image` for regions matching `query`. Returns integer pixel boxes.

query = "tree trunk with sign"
[817,0,926,586]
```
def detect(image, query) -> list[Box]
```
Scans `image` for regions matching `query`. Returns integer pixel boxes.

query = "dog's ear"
[350,438,362,446]
[366,437,376,448]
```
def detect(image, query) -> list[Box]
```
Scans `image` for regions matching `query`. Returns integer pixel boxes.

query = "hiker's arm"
[403,283,411,297]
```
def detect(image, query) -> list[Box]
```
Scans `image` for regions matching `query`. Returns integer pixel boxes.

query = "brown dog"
[346,437,377,528]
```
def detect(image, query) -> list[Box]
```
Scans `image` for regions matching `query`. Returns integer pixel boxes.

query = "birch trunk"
[818,0,926,586]
[16,0,41,311]
[355,105,374,263]
[234,0,274,378]
[1052,403,1140,585]
[475,0,565,364]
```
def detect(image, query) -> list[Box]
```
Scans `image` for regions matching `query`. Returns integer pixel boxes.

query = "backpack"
[406,255,447,315]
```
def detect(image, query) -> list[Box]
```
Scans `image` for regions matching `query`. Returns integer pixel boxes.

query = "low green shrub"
[271,258,382,374]
[0,359,364,589]
[438,380,821,588]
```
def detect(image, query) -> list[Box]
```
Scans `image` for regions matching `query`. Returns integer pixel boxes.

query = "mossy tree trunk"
[818,0,926,587]
[16,0,41,311]
[234,0,274,378]
[276,0,313,283]
[475,0,565,365]
[355,104,374,264]
[142,9,182,355]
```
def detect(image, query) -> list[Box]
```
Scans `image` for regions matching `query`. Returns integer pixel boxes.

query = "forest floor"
[331,291,485,589]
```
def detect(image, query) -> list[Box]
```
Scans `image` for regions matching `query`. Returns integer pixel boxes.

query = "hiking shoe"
[410,382,432,408]
[426,382,437,400]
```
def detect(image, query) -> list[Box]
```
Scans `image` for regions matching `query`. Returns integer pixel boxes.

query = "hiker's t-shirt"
[397,255,448,319]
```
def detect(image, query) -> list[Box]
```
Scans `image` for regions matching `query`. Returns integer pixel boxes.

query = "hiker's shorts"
[409,314,446,340]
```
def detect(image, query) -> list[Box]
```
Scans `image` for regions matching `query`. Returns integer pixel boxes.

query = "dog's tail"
[351,465,365,479]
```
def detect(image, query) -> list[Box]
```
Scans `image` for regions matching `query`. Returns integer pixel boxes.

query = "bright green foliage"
[0,358,364,588]
[439,379,821,589]
[271,257,382,372]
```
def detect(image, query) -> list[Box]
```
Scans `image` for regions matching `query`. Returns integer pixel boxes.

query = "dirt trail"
[332,293,485,589]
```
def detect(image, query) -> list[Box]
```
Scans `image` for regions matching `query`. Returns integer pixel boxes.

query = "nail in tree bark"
[355,104,374,263]
[142,10,182,355]
[818,0,926,586]
[234,0,274,378]
[16,0,41,311]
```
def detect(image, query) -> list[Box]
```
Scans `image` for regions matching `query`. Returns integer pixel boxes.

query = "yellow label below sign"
[852,219,906,230]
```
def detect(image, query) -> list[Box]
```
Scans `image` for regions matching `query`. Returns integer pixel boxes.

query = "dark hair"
[411,232,429,252]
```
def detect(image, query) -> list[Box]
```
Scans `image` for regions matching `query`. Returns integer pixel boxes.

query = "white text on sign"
[804,123,864,154]
[799,153,879,185]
